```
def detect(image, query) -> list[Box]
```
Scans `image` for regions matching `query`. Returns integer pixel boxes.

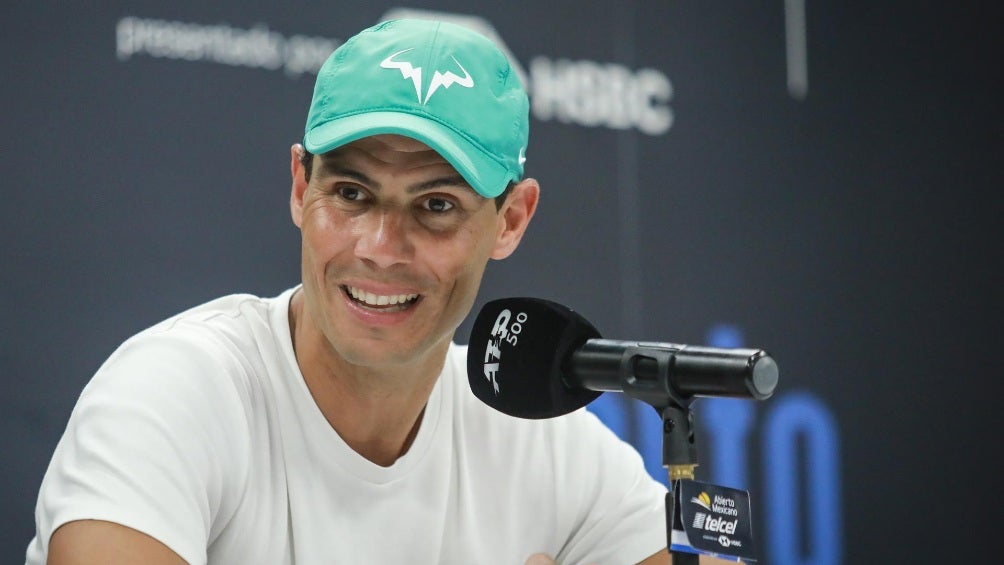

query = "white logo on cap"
[380,48,474,105]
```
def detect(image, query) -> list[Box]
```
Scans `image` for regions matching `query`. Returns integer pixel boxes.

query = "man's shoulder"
[121,289,293,360]
[144,292,274,336]
[85,289,295,409]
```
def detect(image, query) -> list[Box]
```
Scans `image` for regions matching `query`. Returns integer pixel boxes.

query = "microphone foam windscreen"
[467,297,602,419]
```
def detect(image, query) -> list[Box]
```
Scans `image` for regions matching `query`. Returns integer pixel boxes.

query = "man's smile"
[343,285,421,312]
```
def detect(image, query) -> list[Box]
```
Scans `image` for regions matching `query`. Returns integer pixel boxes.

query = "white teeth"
[346,286,418,307]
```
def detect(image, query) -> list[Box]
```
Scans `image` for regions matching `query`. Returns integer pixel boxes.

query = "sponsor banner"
[670,479,758,562]
[115,10,676,135]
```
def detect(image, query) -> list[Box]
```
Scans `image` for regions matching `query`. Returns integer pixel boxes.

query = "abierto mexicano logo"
[690,491,712,511]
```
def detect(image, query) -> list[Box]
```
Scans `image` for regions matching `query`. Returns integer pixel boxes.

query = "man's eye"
[424,197,455,213]
[337,186,364,201]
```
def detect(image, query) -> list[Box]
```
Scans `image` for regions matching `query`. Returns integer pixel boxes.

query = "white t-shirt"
[27,288,668,564]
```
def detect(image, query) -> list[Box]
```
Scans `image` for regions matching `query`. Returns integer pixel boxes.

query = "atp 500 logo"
[482,308,528,394]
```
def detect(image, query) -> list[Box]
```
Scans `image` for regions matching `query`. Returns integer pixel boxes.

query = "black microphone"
[467,297,778,419]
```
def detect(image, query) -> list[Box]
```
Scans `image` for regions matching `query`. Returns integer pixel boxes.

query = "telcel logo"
[703,515,738,535]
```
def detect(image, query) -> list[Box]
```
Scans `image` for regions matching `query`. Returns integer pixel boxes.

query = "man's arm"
[32,334,252,564]
[48,520,188,565]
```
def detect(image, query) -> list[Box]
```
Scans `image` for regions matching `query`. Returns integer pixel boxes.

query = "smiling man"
[27,19,733,565]
[287,132,534,469]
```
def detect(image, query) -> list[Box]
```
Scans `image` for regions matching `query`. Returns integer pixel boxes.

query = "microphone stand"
[469,298,775,562]
[596,345,703,563]
[576,341,774,563]
[662,402,700,565]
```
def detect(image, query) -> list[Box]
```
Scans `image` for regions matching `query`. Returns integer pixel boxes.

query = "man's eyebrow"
[409,174,472,193]
[317,155,375,186]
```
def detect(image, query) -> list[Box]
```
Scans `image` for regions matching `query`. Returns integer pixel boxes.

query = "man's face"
[290,134,523,372]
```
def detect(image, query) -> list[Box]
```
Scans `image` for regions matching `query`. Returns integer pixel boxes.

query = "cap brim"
[304,112,511,198]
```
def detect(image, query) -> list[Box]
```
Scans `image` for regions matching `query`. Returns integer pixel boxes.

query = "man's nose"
[353,207,414,269]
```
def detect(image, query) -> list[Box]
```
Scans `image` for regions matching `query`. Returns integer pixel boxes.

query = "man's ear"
[491,178,540,260]
[290,144,308,228]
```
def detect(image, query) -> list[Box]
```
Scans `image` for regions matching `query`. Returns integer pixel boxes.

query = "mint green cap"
[303,19,529,198]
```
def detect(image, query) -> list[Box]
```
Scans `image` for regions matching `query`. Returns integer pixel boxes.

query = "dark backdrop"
[3,2,1000,563]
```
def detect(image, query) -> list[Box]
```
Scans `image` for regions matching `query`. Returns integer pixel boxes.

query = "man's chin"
[332,337,449,373]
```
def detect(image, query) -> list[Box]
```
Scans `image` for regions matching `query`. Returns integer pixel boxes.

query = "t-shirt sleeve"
[553,408,669,565]
[29,330,250,565]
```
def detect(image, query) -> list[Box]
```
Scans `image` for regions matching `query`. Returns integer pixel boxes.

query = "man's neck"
[301,366,436,466]
[287,289,446,467]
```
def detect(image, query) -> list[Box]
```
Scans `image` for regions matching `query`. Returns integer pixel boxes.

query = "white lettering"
[704,516,738,535]
[529,56,674,135]
[482,310,514,394]
[634,68,673,135]
[713,495,735,507]
[719,535,743,548]
[483,363,500,393]
[712,504,739,516]
[116,17,138,60]
[284,35,338,77]
[484,338,502,363]
[490,309,512,339]
[115,17,677,132]
[115,16,338,76]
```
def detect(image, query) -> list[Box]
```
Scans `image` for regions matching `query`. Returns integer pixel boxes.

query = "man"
[27,19,734,564]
